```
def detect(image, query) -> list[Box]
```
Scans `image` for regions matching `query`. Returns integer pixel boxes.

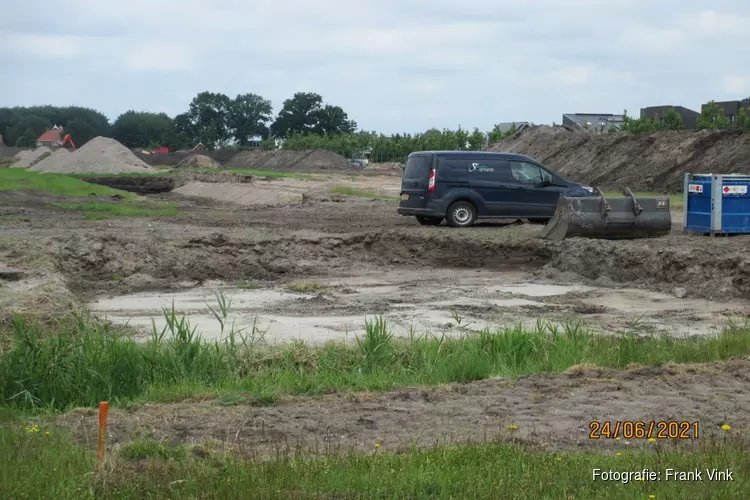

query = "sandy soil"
[56,358,750,456]
[88,268,747,344]
[4,170,750,456]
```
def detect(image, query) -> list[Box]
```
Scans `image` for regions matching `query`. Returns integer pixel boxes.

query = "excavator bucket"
[540,188,672,241]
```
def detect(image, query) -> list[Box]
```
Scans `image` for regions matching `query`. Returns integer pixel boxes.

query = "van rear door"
[399,154,433,210]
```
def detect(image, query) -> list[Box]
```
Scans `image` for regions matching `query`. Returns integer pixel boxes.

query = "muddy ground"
[3,169,750,456]
[56,358,750,456]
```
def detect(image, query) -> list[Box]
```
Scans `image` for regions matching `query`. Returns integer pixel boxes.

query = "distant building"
[640,105,699,129]
[192,142,205,152]
[36,125,64,147]
[153,146,169,154]
[495,121,531,134]
[562,113,624,131]
[701,100,750,125]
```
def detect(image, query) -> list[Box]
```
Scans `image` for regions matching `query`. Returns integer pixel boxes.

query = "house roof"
[37,129,62,142]
[496,121,530,133]
[563,113,624,128]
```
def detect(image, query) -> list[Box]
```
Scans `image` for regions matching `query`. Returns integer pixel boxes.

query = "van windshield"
[404,156,431,179]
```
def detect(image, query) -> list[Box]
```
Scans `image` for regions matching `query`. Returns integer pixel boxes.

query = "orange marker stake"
[97,402,109,469]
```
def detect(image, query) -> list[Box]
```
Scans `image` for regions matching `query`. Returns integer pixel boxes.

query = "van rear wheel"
[416,216,443,226]
[446,201,477,228]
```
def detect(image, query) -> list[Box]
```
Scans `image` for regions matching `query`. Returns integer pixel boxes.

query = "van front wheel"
[446,201,477,228]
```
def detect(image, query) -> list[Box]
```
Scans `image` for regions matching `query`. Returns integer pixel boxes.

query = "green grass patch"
[218,168,312,179]
[74,168,312,179]
[235,279,260,290]
[285,281,324,293]
[49,201,178,220]
[330,185,398,200]
[2,424,749,499]
[120,439,187,461]
[2,296,750,412]
[0,169,135,199]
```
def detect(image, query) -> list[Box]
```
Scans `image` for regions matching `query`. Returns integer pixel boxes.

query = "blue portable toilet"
[683,173,750,235]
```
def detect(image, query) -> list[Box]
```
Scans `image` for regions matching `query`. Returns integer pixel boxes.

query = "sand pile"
[176,154,222,169]
[13,150,32,162]
[173,182,305,206]
[225,149,356,173]
[488,125,750,191]
[29,148,71,171]
[29,137,158,174]
[12,147,52,168]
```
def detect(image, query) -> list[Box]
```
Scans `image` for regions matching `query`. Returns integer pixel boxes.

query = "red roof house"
[37,126,64,147]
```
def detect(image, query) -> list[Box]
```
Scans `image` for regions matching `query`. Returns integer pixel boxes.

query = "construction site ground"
[3,166,750,464]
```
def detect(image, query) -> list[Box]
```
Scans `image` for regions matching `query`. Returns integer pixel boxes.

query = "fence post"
[96,401,109,470]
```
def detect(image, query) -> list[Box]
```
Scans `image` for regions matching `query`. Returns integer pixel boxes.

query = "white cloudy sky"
[1,0,749,133]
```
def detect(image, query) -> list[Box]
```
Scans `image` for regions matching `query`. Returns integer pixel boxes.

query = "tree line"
[0,91,358,151]
[2,93,748,164]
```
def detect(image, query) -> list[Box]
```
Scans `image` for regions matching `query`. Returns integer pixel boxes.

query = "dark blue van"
[397,151,594,227]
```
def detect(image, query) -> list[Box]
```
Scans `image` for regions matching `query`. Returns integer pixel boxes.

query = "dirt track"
[57,358,750,456]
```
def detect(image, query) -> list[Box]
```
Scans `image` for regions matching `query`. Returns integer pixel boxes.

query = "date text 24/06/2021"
[588,421,700,440]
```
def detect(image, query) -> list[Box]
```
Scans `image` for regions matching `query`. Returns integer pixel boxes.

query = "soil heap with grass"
[28,137,158,174]
[488,125,750,191]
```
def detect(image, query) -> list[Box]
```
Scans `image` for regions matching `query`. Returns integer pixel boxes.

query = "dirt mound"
[29,137,158,174]
[28,148,71,171]
[488,126,750,192]
[225,149,356,173]
[12,147,52,168]
[12,150,32,161]
[176,154,222,169]
[173,182,306,206]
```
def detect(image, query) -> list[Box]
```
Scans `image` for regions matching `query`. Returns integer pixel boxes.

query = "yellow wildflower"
[721,424,731,431]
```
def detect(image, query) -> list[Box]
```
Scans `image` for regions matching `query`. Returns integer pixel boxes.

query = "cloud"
[4,34,87,59]
[1,0,749,132]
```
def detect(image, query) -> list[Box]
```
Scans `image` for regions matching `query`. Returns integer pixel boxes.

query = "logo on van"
[469,162,494,172]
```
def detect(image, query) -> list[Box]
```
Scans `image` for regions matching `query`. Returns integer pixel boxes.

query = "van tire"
[446,201,477,228]
[416,216,443,226]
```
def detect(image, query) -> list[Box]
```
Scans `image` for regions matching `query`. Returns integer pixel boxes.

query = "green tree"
[316,105,357,135]
[736,108,750,133]
[182,91,234,149]
[111,111,177,148]
[228,93,273,145]
[619,109,659,134]
[659,108,684,130]
[697,101,730,130]
[270,92,358,138]
[271,92,325,138]
[7,115,51,146]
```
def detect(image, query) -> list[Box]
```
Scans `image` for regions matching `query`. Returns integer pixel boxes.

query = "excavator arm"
[61,134,76,151]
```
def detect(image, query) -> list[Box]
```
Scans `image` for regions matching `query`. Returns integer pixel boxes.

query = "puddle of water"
[90,289,308,313]
[88,272,750,345]
[488,284,593,297]
[433,297,544,308]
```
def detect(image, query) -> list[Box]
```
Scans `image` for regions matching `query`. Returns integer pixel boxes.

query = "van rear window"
[404,156,431,178]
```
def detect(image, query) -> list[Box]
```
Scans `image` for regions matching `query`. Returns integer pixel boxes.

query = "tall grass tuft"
[2,295,750,411]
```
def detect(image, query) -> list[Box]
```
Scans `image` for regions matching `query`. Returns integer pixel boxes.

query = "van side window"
[509,161,552,185]
[438,158,467,171]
